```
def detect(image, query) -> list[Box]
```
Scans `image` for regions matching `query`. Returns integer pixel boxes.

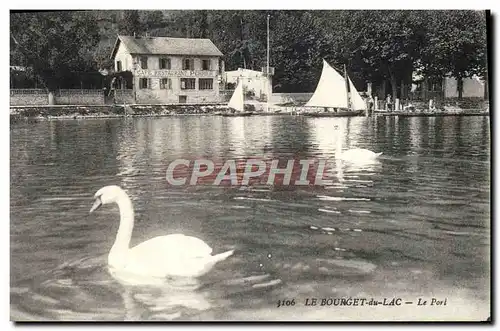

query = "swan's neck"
[111,193,134,254]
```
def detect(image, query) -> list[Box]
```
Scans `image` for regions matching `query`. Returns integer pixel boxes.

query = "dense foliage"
[10,10,488,97]
[10,11,100,90]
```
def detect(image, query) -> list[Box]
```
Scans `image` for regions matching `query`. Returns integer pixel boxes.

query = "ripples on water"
[10,115,490,321]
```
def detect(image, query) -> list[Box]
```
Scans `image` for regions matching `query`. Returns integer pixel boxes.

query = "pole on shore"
[266,14,270,113]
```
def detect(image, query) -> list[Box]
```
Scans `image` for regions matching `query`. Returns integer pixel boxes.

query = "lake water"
[10,115,490,321]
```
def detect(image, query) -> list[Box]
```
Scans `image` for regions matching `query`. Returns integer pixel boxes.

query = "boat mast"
[344,63,351,111]
[266,14,270,112]
[267,14,270,81]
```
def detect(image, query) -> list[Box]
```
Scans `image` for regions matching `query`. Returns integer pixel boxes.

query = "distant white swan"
[89,185,234,279]
[335,125,382,163]
[338,148,382,162]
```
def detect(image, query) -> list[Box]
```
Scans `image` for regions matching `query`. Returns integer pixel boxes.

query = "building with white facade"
[111,35,224,104]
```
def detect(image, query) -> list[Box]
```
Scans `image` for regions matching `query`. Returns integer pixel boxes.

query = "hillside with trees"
[10,10,488,98]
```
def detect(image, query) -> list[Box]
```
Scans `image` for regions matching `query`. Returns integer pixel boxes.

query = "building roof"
[226,68,263,74]
[111,35,223,59]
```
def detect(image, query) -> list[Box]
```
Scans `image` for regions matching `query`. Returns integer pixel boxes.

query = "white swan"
[89,185,234,279]
[335,125,382,163]
[338,148,382,162]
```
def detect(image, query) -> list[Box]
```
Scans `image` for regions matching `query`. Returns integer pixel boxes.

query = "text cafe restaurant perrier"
[111,35,225,104]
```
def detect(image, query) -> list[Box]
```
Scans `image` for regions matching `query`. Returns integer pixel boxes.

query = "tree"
[10,11,100,90]
[419,10,487,98]
[118,10,143,36]
[140,10,165,31]
[271,11,330,92]
[195,10,209,38]
[316,11,370,91]
[208,11,248,70]
[10,10,489,96]
[93,41,114,70]
[335,10,427,100]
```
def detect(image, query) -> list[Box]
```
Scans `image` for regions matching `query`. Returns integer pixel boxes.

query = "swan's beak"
[90,197,102,213]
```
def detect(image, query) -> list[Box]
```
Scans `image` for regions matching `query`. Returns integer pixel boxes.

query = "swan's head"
[90,185,125,213]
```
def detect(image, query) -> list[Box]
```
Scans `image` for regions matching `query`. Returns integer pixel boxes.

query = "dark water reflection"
[10,115,490,321]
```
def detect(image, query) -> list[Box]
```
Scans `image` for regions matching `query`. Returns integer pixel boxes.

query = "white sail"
[228,80,244,112]
[348,77,367,111]
[305,59,348,108]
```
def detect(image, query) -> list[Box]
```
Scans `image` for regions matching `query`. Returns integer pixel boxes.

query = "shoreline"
[10,104,489,122]
[373,110,490,117]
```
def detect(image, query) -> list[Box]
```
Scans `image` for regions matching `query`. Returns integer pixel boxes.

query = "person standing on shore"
[368,95,374,112]
[386,94,392,111]
[429,99,436,112]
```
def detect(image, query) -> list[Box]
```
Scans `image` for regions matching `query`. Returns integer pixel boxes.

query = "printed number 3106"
[277,299,296,308]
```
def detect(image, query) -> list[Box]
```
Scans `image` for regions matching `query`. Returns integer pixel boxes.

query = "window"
[139,78,150,89]
[202,59,211,71]
[160,78,172,89]
[199,78,213,90]
[159,58,171,69]
[140,56,148,69]
[116,61,122,72]
[179,95,187,103]
[183,58,194,70]
[180,78,196,90]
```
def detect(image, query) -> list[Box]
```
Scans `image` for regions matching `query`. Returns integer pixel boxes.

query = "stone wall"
[10,89,105,106]
[114,89,135,104]
[135,89,220,104]
[55,90,104,105]
[10,89,48,106]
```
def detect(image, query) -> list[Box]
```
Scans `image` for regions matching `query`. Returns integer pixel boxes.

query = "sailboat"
[222,80,254,117]
[303,59,366,117]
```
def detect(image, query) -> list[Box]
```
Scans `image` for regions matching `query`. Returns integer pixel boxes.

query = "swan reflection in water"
[110,269,213,321]
[11,254,214,321]
[329,154,382,187]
